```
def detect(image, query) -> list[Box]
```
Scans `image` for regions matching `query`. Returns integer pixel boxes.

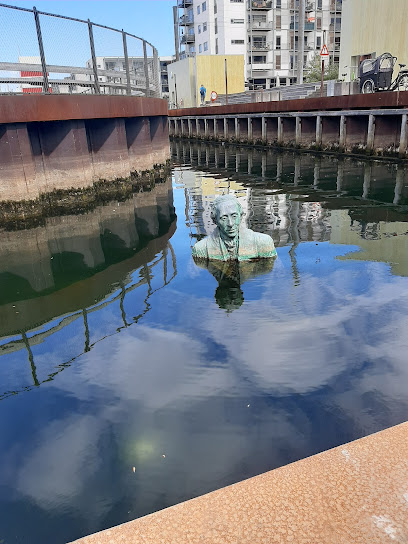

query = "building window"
[276,0,281,6]
[199,44,202,53]
[198,24,201,33]
[215,38,218,54]
[317,17,322,29]
[231,39,245,44]
[253,55,267,63]
[204,41,208,51]
[276,54,281,69]
[197,5,200,14]
[190,45,195,52]
[276,36,281,49]
[280,77,287,85]
[215,18,218,33]
[202,1,206,11]
[231,18,245,23]
[203,22,207,31]
[317,0,322,8]
[276,15,281,29]
[316,36,321,49]
[214,0,217,13]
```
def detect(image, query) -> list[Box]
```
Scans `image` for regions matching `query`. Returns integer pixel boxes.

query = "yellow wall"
[340,0,408,81]
[196,56,245,107]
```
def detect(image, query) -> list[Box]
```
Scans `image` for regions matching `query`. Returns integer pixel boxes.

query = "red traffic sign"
[210,90,218,102]
[320,44,329,58]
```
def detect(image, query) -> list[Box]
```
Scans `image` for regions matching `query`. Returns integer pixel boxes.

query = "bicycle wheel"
[398,74,408,91]
[362,79,375,94]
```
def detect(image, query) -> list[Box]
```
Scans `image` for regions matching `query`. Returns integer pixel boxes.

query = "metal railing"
[0,3,161,97]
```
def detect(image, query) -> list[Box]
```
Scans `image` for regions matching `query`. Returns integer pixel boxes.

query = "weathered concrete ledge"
[169,92,408,158]
[71,421,408,544]
[0,95,170,202]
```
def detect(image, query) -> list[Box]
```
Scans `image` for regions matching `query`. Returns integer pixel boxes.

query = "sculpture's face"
[216,201,241,239]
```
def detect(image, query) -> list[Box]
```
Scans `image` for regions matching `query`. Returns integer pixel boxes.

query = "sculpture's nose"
[227,216,233,226]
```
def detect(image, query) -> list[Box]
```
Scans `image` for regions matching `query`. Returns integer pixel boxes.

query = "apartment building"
[178,0,342,89]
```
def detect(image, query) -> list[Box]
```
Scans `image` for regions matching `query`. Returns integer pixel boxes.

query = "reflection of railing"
[0,4,160,97]
[0,243,177,400]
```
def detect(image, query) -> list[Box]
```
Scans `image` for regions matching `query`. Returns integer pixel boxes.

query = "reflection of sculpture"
[192,194,277,261]
[195,258,275,312]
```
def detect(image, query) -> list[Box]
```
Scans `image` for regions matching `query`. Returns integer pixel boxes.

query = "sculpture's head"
[210,194,243,239]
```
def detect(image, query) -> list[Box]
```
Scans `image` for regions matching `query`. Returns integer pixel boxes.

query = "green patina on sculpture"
[192,194,277,261]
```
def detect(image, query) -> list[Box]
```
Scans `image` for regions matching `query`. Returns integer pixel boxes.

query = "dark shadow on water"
[194,258,276,312]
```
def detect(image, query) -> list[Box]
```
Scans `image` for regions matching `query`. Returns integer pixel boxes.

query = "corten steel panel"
[0,123,38,201]
[86,118,130,181]
[169,91,408,117]
[126,118,154,172]
[0,95,168,125]
[37,120,94,190]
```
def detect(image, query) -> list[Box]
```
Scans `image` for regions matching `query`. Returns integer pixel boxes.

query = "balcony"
[290,22,315,30]
[178,0,193,7]
[330,1,342,11]
[250,1,272,10]
[179,14,194,25]
[251,62,273,71]
[329,23,342,32]
[249,43,272,51]
[250,21,273,30]
[181,33,195,44]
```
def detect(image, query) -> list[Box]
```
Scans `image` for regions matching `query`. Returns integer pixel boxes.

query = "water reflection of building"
[173,141,332,246]
[330,209,408,277]
[0,179,177,399]
[172,141,408,257]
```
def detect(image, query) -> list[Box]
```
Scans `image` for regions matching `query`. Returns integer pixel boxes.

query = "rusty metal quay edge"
[0,95,168,125]
[71,421,408,544]
[169,90,408,116]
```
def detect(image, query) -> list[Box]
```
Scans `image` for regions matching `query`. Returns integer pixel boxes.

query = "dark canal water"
[1,140,408,543]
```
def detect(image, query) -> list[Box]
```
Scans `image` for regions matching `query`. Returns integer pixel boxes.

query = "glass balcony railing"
[250,1,273,10]
[290,21,315,30]
[181,33,195,44]
[178,0,193,7]
[179,15,194,25]
[249,43,272,51]
[250,21,273,30]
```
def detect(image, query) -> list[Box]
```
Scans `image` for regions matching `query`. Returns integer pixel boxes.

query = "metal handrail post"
[122,31,131,95]
[143,39,150,97]
[87,19,100,94]
[153,47,160,97]
[33,6,50,94]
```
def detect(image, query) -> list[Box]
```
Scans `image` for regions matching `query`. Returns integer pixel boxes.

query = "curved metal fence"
[0,3,161,97]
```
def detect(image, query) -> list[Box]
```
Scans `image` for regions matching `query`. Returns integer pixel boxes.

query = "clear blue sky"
[6,1,176,57]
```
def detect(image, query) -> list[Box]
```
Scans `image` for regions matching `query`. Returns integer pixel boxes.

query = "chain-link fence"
[0,3,161,97]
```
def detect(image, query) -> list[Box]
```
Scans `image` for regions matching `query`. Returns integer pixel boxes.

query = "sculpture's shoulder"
[192,237,209,259]
[240,228,277,259]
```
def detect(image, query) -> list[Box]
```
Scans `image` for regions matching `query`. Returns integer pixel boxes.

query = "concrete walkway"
[71,421,408,544]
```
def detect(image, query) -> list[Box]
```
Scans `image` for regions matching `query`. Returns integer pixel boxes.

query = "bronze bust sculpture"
[192,194,276,261]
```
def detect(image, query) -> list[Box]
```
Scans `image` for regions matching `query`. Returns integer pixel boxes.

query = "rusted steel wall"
[0,95,167,124]
[0,96,170,202]
[169,91,408,117]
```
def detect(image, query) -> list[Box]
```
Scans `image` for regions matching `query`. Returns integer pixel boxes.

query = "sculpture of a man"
[192,194,276,261]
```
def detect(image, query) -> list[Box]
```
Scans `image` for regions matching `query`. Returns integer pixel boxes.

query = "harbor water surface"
[1,141,408,543]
